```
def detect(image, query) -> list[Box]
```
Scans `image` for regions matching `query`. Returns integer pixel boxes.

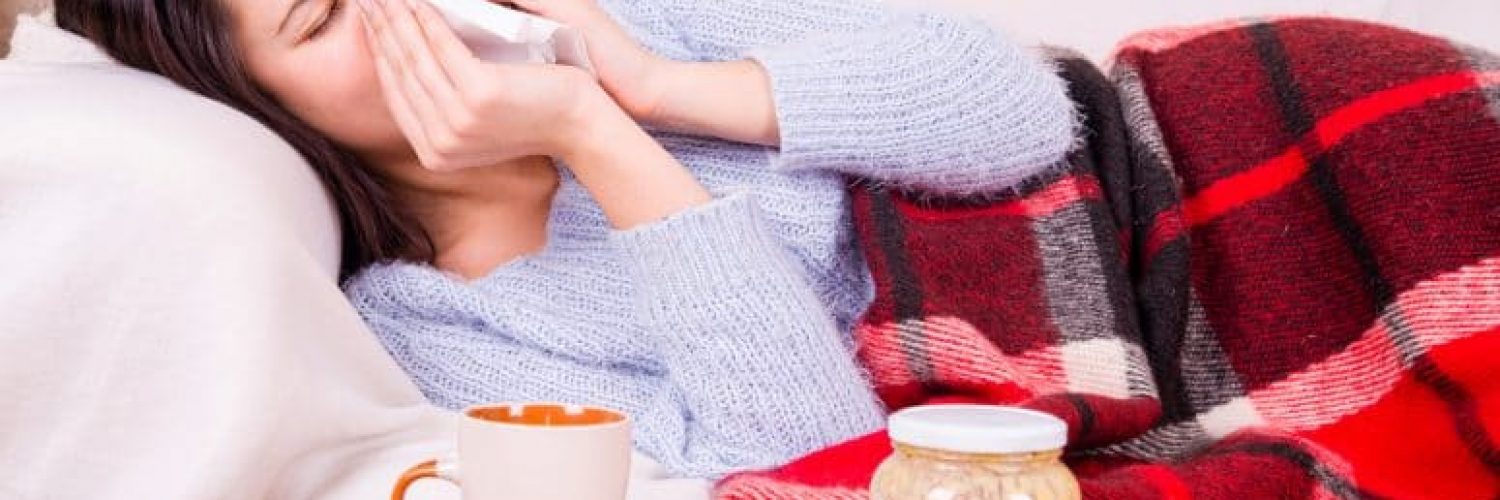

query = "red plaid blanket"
[718,18,1500,500]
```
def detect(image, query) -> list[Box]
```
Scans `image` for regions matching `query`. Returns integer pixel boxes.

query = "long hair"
[55,0,434,279]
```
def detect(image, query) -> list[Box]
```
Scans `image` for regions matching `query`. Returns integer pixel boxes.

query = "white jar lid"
[887,405,1068,454]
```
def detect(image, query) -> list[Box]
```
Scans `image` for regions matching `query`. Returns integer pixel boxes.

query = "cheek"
[259,29,403,151]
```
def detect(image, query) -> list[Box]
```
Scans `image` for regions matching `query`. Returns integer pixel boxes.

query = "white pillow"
[5,14,341,271]
[0,21,709,500]
[0,20,455,500]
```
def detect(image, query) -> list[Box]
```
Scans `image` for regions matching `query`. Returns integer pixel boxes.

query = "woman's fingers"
[368,36,436,163]
[358,0,455,162]
[374,0,468,121]
[360,4,444,166]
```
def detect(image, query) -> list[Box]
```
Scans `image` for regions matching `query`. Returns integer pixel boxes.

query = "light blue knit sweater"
[345,0,1076,478]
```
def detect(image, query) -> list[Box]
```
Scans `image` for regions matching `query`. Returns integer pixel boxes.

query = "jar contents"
[871,405,1080,500]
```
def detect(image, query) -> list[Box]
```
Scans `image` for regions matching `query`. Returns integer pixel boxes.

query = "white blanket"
[0,17,708,500]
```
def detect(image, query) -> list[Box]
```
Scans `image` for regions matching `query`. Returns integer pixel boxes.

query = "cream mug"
[392,402,633,500]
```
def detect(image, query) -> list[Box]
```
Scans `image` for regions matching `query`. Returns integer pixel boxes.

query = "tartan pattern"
[717,18,1500,500]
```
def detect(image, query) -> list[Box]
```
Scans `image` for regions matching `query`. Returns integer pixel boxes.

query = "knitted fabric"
[717,18,1500,500]
[345,0,1077,479]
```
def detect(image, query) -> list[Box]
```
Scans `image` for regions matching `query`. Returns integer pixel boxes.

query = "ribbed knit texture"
[345,0,1077,478]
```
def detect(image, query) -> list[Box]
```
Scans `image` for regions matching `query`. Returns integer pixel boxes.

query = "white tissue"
[424,0,594,74]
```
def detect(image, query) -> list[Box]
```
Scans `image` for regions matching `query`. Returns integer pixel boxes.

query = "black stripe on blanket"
[870,190,935,387]
[1249,20,1500,478]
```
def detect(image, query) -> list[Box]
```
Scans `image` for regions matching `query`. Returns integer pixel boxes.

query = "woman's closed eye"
[304,0,347,41]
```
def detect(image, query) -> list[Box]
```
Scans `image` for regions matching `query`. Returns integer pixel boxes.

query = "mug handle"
[391,459,457,500]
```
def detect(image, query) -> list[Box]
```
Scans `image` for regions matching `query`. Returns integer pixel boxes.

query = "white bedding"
[0,17,708,500]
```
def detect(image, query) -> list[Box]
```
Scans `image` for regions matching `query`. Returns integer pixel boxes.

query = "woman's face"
[225,0,403,156]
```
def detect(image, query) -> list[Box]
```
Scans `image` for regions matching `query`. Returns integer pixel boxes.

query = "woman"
[56,0,1075,477]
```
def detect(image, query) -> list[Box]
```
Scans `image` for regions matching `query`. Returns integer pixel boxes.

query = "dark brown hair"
[56,0,433,279]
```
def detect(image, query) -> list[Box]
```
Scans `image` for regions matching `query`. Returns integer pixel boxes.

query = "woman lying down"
[55,0,1075,478]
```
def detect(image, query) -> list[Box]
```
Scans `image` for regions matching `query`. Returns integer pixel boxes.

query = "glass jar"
[871,405,1080,500]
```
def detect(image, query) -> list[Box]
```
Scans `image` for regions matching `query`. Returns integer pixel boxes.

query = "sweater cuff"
[746,10,1076,194]
[608,191,790,298]
[748,32,909,174]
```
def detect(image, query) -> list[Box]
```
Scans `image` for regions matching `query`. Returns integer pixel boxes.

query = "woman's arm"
[606,191,887,477]
[358,0,886,476]
[355,260,886,479]
[519,0,1079,196]
[644,60,780,147]
[553,39,888,480]
[352,196,891,479]
[676,3,1080,196]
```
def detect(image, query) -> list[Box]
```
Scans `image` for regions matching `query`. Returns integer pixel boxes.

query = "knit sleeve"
[661,0,1079,196]
[608,191,887,478]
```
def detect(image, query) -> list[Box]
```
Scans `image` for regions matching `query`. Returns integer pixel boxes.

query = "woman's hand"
[509,1,781,146]
[358,0,711,227]
[357,0,612,171]
[505,0,675,123]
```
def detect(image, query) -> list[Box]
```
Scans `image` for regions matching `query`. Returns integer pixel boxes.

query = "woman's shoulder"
[341,260,467,317]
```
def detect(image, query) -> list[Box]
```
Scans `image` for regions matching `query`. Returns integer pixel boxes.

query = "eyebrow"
[275,0,314,36]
